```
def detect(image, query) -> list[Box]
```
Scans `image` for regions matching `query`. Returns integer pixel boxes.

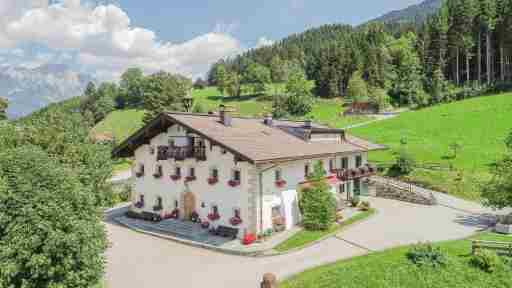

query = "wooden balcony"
[157,145,206,161]
[334,164,376,181]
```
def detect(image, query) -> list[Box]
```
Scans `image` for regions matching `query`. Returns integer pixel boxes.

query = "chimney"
[219,104,232,126]
[263,114,273,126]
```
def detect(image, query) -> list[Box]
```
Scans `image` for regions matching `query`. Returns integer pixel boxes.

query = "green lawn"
[275,209,376,252]
[281,232,512,288]
[351,93,512,200]
[92,109,145,144]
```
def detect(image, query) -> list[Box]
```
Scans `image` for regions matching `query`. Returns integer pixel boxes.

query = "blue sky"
[123,0,422,45]
[0,0,422,79]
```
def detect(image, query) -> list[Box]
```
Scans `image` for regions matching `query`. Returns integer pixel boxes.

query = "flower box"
[170,175,181,181]
[208,212,221,221]
[208,177,219,185]
[275,179,287,188]
[166,208,179,219]
[228,180,241,187]
[134,201,144,209]
[185,176,197,183]
[229,216,242,226]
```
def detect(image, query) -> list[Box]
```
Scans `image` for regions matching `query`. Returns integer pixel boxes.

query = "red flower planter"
[185,176,196,183]
[228,180,240,187]
[207,213,220,221]
[229,216,242,226]
[275,180,287,188]
[208,177,219,185]
[170,175,181,181]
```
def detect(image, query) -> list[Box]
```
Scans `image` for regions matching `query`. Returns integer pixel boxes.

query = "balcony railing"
[334,164,376,181]
[157,146,206,161]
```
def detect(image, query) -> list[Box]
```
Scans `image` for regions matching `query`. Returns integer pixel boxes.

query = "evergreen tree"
[299,161,336,231]
[476,0,497,84]
[346,70,369,103]
[215,64,228,95]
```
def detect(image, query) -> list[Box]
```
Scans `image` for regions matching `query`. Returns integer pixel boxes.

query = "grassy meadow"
[351,93,512,200]
[281,232,512,288]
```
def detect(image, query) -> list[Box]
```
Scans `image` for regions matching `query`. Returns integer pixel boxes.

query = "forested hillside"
[209,0,512,111]
[371,0,442,25]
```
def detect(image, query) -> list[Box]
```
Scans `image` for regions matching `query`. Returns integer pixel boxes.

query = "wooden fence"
[472,240,512,256]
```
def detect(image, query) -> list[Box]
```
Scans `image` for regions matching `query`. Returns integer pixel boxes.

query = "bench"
[215,225,239,239]
[126,210,162,222]
[472,240,512,256]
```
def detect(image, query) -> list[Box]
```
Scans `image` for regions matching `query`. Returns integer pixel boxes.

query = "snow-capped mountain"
[0,64,94,118]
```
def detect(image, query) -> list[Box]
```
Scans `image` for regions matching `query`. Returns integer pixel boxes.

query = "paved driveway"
[105,197,491,288]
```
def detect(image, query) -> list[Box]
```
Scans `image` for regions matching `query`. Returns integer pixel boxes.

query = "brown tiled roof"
[112,112,386,164]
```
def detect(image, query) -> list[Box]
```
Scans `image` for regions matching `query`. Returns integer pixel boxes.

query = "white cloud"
[255,37,274,48]
[0,0,243,80]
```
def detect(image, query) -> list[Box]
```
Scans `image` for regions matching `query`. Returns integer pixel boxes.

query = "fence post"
[261,273,278,288]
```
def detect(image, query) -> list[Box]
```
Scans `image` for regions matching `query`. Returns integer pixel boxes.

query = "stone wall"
[372,181,437,206]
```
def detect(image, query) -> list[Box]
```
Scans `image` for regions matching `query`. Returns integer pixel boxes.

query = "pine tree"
[476,0,497,84]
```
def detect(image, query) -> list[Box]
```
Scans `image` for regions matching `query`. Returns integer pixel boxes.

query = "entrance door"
[183,192,196,220]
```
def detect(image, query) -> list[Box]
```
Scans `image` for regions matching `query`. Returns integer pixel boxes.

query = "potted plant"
[201,221,210,229]
[243,233,256,245]
[190,211,200,223]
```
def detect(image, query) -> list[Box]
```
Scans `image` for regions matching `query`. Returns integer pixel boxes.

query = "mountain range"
[0,64,94,118]
[372,0,442,24]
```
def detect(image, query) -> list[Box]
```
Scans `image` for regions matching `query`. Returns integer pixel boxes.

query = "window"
[234,208,240,218]
[136,164,145,177]
[189,167,195,178]
[329,159,335,171]
[210,168,219,179]
[174,200,179,209]
[356,155,363,168]
[233,170,241,182]
[275,169,282,182]
[339,183,345,194]
[342,157,349,169]
[304,164,310,178]
[140,195,145,204]
[153,165,163,178]
[212,205,219,215]
[354,179,361,195]
[175,167,181,177]
[168,139,175,147]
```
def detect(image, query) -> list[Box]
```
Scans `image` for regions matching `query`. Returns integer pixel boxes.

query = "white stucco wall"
[131,124,251,237]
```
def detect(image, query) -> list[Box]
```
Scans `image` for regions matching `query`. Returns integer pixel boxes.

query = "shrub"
[360,201,371,211]
[406,243,447,268]
[350,196,361,207]
[391,149,416,175]
[470,250,502,273]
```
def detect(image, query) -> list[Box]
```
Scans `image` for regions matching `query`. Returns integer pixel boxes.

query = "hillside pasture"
[351,93,512,200]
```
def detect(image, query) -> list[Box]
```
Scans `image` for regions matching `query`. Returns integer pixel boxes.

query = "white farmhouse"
[112,108,385,238]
